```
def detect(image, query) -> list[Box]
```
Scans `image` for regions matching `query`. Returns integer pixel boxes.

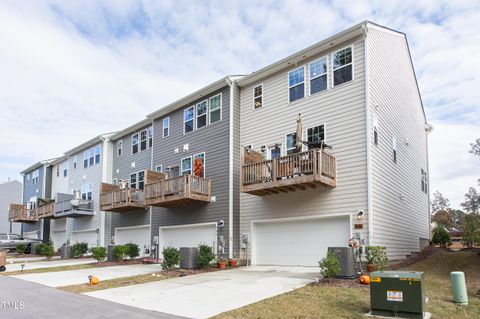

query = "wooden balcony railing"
[145,175,211,206]
[8,204,37,222]
[36,203,55,219]
[100,188,146,212]
[241,149,336,195]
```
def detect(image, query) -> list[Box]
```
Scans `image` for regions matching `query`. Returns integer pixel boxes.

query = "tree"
[462,214,480,247]
[432,210,454,228]
[432,226,451,248]
[470,138,480,157]
[431,191,450,215]
[461,187,480,214]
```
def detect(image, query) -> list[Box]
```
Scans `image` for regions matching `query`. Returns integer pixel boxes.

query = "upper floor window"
[209,94,222,124]
[89,147,95,166]
[56,166,60,178]
[392,136,397,163]
[94,145,101,164]
[288,66,305,102]
[83,144,101,168]
[421,169,428,194]
[163,117,170,138]
[140,130,148,151]
[132,133,139,154]
[83,150,89,168]
[81,183,93,200]
[73,155,77,169]
[307,125,325,146]
[196,100,208,130]
[184,106,195,134]
[373,113,379,146]
[310,57,327,94]
[26,174,30,180]
[148,127,153,148]
[155,165,162,173]
[33,170,39,184]
[285,133,297,155]
[332,46,353,86]
[181,156,192,175]
[117,140,122,156]
[63,161,68,177]
[253,84,263,109]
[138,171,145,190]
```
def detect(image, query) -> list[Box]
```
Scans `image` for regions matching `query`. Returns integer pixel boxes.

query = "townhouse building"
[0,180,22,234]
[49,156,71,250]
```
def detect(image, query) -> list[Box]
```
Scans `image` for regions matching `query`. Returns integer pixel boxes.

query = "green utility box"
[370,271,426,319]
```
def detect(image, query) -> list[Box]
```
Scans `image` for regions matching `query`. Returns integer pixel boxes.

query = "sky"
[0,0,479,208]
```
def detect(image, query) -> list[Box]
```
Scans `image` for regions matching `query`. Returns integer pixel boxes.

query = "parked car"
[0,233,42,253]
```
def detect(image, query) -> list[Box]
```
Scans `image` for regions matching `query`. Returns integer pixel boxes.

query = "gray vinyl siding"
[22,165,45,237]
[110,124,153,239]
[0,181,22,234]
[151,85,237,257]
[239,36,369,258]
[367,27,429,259]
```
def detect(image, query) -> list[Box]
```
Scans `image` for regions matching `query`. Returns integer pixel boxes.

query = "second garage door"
[71,230,98,248]
[252,215,350,267]
[159,223,217,252]
[115,225,151,256]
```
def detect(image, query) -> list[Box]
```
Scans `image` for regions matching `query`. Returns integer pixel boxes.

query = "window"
[73,155,77,169]
[26,174,30,180]
[421,169,428,194]
[112,178,118,185]
[94,145,101,164]
[89,147,94,166]
[310,57,327,94]
[140,130,147,151]
[209,94,222,124]
[56,166,60,178]
[132,133,139,154]
[306,125,325,147]
[117,140,123,156]
[184,106,195,134]
[181,156,192,175]
[196,100,208,129]
[63,161,68,177]
[163,117,170,137]
[332,46,353,86]
[32,170,39,184]
[270,146,281,159]
[155,165,162,173]
[138,171,145,190]
[392,136,397,163]
[193,153,205,177]
[373,113,379,146]
[253,84,263,109]
[167,166,180,178]
[148,127,153,148]
[130,173,137,189]
[81,183,93,200]
[83,150,89,168]
[288,66,305,102]
[285,133,297,155]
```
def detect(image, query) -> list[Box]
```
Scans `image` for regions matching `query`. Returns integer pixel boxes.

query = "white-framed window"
[112,178,118,185]
[268,145,282,159]
[155,165,162,173]
[184,106,195,134]
[392,136,397,163]
[288,66,305,102]
[332,46,353,86]
[81,183,93,200]
[309,57,328,95]
[373,113,379,146]
[63,161,68,177]
[421,169,428,194]
[163,117,170,138]
[83,150,89,168]
[94,144,101,164]
[132,133,139,154]
[73,155,77,169]
[33,170,39,184]
[130,172,137,189]
[117,140,123,156]
[181,156,192,175]
[89,147,95,166]
[285,133,297,155]
[306,125,326,147]
[193,152,206,177]
[253,84,263,109]
[148,127,153,148]
[56,166,60,178]
[167,165,180,178]
[209,94,222,124]
[196,100,208,130]
[140,129,148,151]
[138,170,145,190]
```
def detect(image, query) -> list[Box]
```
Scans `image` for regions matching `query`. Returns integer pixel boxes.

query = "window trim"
[112,178,118,185]
[148,127,153,149]
[287,66,306,103]
[304,123,327,147]
[392,136,397,163]
[131,133,139,154]
[331,45,354,88]
[73,155,77,169]
[284,132,297,156]
[162,117,170,138]
[252,84,263,109]
[63,161,68,177]
[183,106,195,135]
[117,140,123,157]
[196,100,208,130]
[181,156,193,175]
[140,129,148,151]
[208,93,222,125]
[308,56,328,96]
[130,172,137,189]
[94,144,101,164]
[155,165,162,173]
[267,144,283,160]
[193,152,206,177]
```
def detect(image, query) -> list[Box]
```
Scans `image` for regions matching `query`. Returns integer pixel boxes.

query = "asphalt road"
[0,275,188,319]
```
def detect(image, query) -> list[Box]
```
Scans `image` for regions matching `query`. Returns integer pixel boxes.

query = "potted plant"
[218,257,227,269]
[365,246,388,272]
[229,258,238,267]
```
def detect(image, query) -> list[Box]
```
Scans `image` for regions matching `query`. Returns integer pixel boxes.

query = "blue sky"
[0,0,479,207]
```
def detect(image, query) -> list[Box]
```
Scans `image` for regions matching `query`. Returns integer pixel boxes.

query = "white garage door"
[115,225,151,257]
[159,223,217,252]
[71,230,98,248]
[253,215,350,266]
[51,219,67,250]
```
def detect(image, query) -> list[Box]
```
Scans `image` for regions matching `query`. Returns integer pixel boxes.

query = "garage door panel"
[160,224,217,252]
[115,226,150,256]
[254,216,350,267]
[71,231,98,248]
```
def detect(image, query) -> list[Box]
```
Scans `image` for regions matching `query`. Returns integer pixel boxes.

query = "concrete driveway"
[85,266,318,319]
[12,264,162,287]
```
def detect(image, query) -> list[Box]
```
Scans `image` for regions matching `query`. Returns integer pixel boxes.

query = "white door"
[71,230,98,248]
[115,225,151,256]
[252,215,350,266]
[159,223,217,252]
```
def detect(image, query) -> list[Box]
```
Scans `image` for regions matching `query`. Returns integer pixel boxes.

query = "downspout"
[100,136,110,247]
[226,77,234,259]
[21,174,25,236]
[363,23,374,246]
[150,119,155,258]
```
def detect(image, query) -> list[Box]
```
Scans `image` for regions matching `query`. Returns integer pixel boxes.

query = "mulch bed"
[95,259,145,267]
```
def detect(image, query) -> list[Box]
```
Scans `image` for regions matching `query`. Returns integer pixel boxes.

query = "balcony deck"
[36,203,55,219]
[145,175,211,207]
[8,204,37,222]
[53,199,94,218]
[241,149,336,196]
[100,188,146,212]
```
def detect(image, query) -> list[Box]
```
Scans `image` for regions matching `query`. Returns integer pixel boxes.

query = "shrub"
[90,247,107,264]
[365,246,388,271]
[197,244,215,268]
[432,226,451,248]
[71,242,89,258]
[16,244,27,254]
[161,246,180,270]
[124,243,140,259]
[37,243,54,258]
[318,251,341,279]
[462,214,480,247]
[113,245,129,261]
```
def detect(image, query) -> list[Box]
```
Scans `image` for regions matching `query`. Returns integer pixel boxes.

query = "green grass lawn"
[213,250,480,319]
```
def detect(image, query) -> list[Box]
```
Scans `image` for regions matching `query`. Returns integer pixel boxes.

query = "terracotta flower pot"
[218,261,227,269]
[367,263,377,272]
[229,259,238,267]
